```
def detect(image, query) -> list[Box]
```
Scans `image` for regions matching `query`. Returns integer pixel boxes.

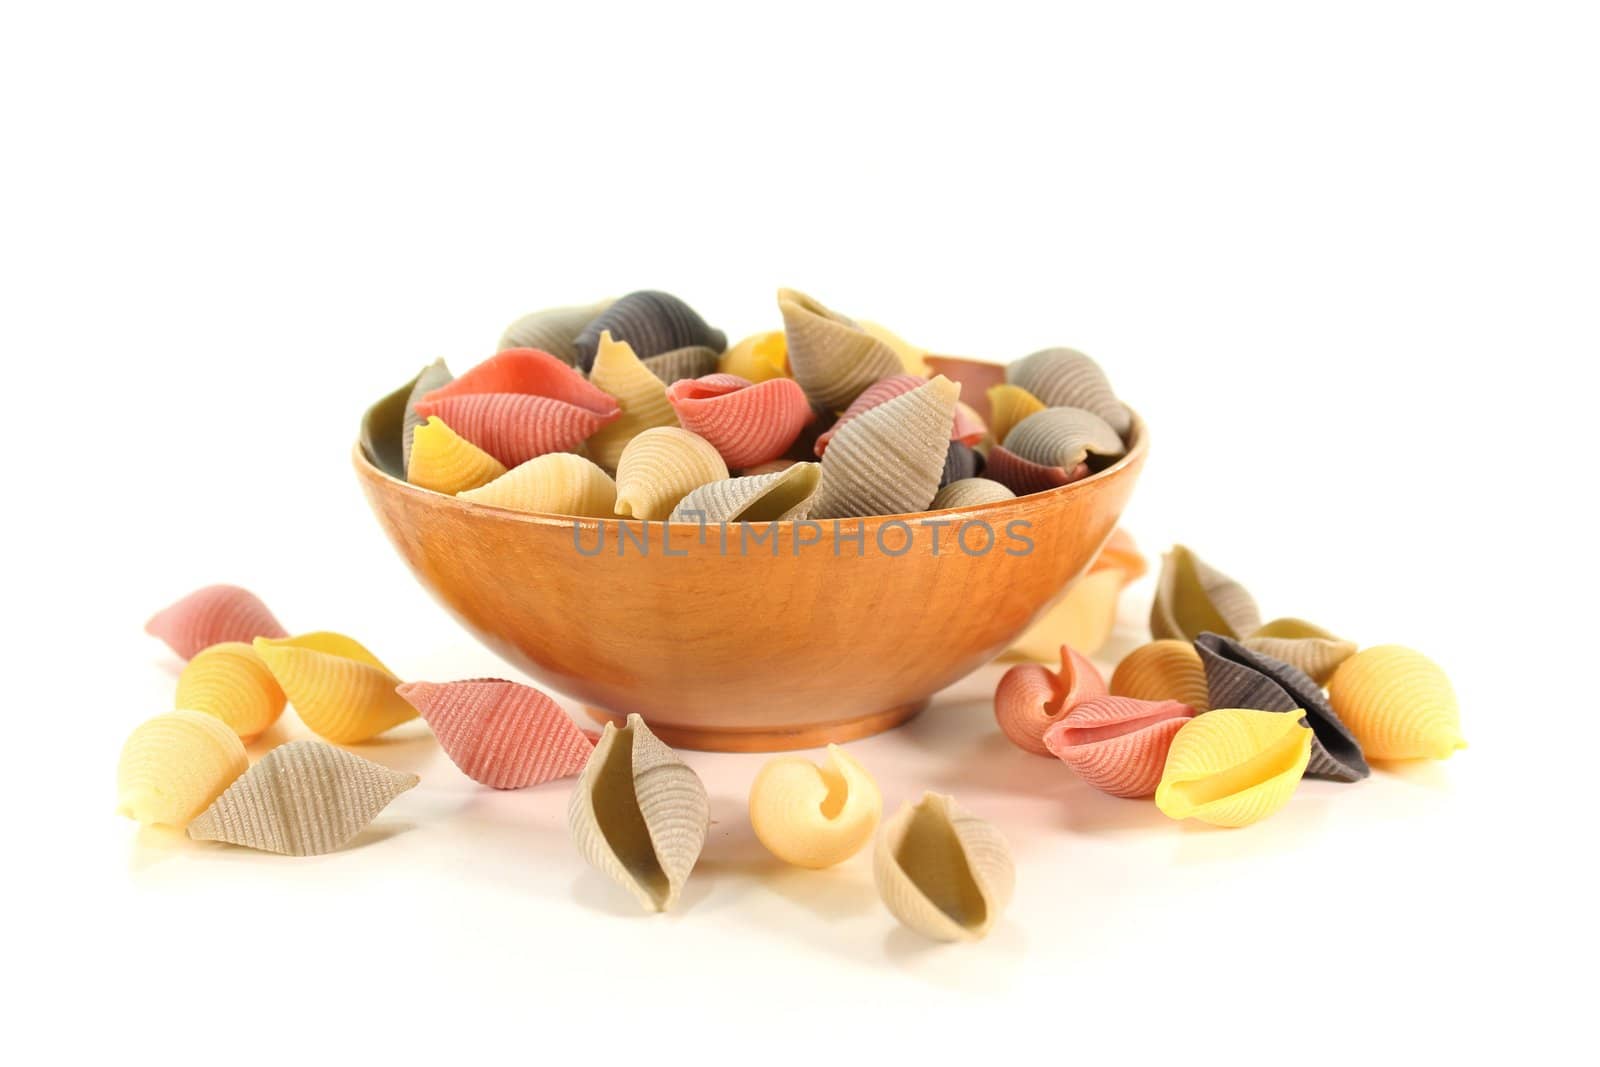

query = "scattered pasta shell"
[613,427,730,520]
[175,641,286,742]
[940,441,984,487]
[994,645,1107,756]
[777,288,903,411]
[187,740,418,856]
[116,710,248,828]
[1043,696,1196,798]
[642,345,720,384]
[668,373,815,469]
[406,415,506,494]
[497,299,613,366]
[146,584,287,661]
[985,383,1046,447]
[1110,640,1210,712]
[749,745,882,868]
[573,290,726,372]
[1327,646,1465,761]
[1007,347,1131,435]
[568,714,709,912]
[858,320,929,376]
[253,632,416,744]
[396,679,595,789]
[1195,633,1369,782]
[1150,545,1262,642]
[808,376,960,519]
[1155,708,1312,827]
[719,330,789,382]
[1002,406,1126,474]
[874,792,1014,942]
[668,463,821,523]
[1243,618,1358,685]
[585,330,679,470]
[985,444,1089,495]
[931,477,1016,510]
[458,452,617,516]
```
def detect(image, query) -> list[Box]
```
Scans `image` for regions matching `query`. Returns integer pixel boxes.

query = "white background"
[4,2,1595,1063]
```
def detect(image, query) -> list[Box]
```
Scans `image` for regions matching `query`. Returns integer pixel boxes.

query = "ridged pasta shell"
[116,710,248,828]
[641,345,720,384]
[1110,640,1211,712]
[1150,545,1262,642]
[146,584,287,661]
[985,383,1046,446]
[858,320,929,376]
[1043,697,1196,798]
[459,452,617,516]
[497,299,613,366]
[396,679,595,789]
[1155,708,1312,827]
[808,376,960,519]
[874,793,1014,942]
[1195,633,1369,782]
[777,288,904,411]
[567,714,709,912]
[252,632,416,744]
[930,477,1016,510]
[1327,646,1466,761]
[718,330,789,382]
[985,444,1089,495]
[668,463,821,523]
[940,441,984,487]
[749,744,882,868]
[406,415,506,494]
[1243,618,1358,685]
[401,358,453,472]
[668,373,815,469]
[1007,347,1131,435]
[362,360,452,478]
[187,740,419,856]
[585,331,679,471]
[1002,406,1126,473]
[613,427,730,520]
[573,291,726,373]
[994,645,1107,756]
[175,641,286,742]
[813,374,984,457]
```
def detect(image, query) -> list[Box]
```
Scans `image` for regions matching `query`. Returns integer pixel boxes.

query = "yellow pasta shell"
[406,415,506,494]
[1110,640,1210,711]
[459,452,617,517]
[719,330,789,382]
[749,745,882,869]
[253,632,416,744]
[1327,645,1465,761]
[614,426,729,520]
[1155,708,1311,827]
[858,320,929,376]
[985,384,1046,447]
[586,330,679,470]
[174,641,286,742]
[116,710,249,828]
[1007,568,1126,659]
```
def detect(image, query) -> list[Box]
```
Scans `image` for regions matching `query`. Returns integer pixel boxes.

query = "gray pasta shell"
[874,792,1014,942]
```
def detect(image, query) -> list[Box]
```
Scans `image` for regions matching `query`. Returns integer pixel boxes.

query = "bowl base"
[580,701,929,752]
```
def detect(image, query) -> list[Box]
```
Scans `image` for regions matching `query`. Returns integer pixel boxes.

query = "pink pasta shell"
[1042,696,1196,798]
[420,348,617,412]
[395,678,596,789]
[145,584,287,661]
[986,445,1091,496]
[667,374,816,469]
[993,645,1107,756]
[815,375,987,457]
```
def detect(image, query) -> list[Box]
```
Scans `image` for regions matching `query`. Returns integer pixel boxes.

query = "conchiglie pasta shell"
[585,331,680,471]
[573,290,726,373]
[993,645,1107,756]
[400,358,453,473]
[422,347,618,408]
[1327,646,1465,761]
[931,477,1016,510]
[1150,545,1262,642]
[413,393,619,469]
[396,679,594,789]
[406,416,506,494]
[668,463,821,523]
[567,714,709,912]
[145,584,287,661]
[777,288,903,411]
[252,632,416,744]
[1110,640,1210,712]
[497,299,613,366]
[1243,618,1358,685]
[459,452,617,517]
[985,384,1046,447]
[808,376,960,519]
[642,345,720,384]
[116,710,248,828]
[175,641,286,742]
[1002,406,1126,471]
[749,744,882,868]
[985,444,1088,496]
[1043,696,1196,798]
[668,373,815,469]
[187,740,418,856]
[940,441,983,487]
[613,427,730,520]
[874,792,1014,942]
[719,330,789,382]
[1007,347,1131,435]
[813,374,927,456]
[1155,708,1312,827]
[1006,567,1127,657]
[858,320,929,376]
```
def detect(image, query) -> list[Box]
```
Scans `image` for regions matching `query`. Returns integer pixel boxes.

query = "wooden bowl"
[355,407,1146,752]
